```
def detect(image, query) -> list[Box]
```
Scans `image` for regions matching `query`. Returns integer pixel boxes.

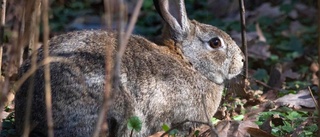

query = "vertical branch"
[317,0,320,134]
[239,0,248,79]
[0,0,6,131]
[91,0,115,136]
[0,0,6,78]
[41,0,53,137]
[92,0,143,136]
[113,0,143,87]
[22,0,41,136]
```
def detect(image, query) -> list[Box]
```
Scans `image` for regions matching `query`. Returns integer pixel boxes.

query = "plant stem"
[317,0,320,135]
[238,0,248,79]
[130,129,134,137]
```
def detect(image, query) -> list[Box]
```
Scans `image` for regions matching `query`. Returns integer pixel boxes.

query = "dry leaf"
[275,90,317,109]
[256,23,266,42]
[215,120,259,137]
[247,127,276,137]
[282,69,300,79]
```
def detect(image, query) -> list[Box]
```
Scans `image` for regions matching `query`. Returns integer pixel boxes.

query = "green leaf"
[306,124,318,132]
[233,115,244,121]
[169,129,179,136]
[193,130,200,136]
[286,111,301,121]
[281,125,294,133]
[127,116,142,132]
[162,124,179,135]
[211,117,220,125]
[253,68,269,82]
[162,124,170,132]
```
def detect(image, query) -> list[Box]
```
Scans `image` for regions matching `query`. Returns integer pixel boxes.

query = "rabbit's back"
[15,30,222,136]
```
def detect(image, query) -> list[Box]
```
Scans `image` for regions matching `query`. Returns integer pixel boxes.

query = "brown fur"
[15,0,244,136]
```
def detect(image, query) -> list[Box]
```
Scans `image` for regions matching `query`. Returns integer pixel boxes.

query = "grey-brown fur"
[15,0,244,136]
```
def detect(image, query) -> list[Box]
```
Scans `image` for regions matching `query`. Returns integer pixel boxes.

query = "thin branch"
[307,86,318,109]
[13,57,66,91]
[0,0,6,131]
[0,0,5,77]
[41,0,53,136]
[91,0,116,135]
[92,0,143,136]
[238,0,248,79]
[22,0,41,136]
[318,0,320,135]
[114,0,143,82]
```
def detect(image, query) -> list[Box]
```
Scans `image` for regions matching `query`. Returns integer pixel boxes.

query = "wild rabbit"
[15,0,244,136]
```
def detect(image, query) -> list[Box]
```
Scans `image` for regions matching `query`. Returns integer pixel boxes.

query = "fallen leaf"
[256,23,266,42]
[282,69,300,79]
[247,127,276,137]
[260,117,272,133]
[215,120,259,137]
[261,90,278,100]
[310,62,318,86]
[275,89,317,109]
[310,62,318,72]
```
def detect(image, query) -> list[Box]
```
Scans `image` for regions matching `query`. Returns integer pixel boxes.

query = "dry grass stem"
[92,0,143,136]
[14,57,74,92]
[238,0,248,79]
[307,87,319,110]
[91,0,117,135]
[22,0,41,136]
[0,0,6,131]
[318,0,320,134]
[41,0,54,136]
[0,0,5,77]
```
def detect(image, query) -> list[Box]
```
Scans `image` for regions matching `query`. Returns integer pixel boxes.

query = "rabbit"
[14,0,244,136]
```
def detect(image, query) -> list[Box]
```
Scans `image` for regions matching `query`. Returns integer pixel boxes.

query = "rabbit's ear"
[154,0,190,41]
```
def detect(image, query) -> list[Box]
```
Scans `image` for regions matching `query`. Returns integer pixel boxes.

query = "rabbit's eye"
[209,37,221,48]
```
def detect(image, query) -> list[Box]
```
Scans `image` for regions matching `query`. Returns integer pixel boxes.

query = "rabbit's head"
[155,0,244,84]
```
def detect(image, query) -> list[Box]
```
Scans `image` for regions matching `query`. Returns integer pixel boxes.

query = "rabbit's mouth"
[227,63,244,80]
[227,52,245,80]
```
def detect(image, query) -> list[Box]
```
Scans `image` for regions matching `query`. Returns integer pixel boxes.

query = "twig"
[0,0,5,77]
[238,0,248,79]
[41,0,53,136]
[0,0,6,131]
[22,1,41,136]
[307,86,319,110]
[13,57,66,91]
[91,0,143,136]
[91,0,114,136]
[113,0,143,84]
[91,0,117,136]
[253,79,275,90]
[318,0,320,134]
